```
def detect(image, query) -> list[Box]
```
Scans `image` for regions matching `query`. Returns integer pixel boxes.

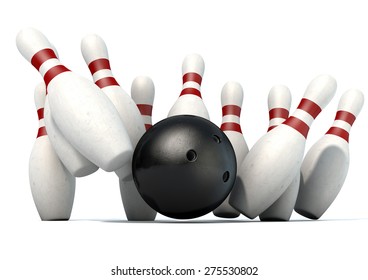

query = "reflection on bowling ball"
[132,115,237,219]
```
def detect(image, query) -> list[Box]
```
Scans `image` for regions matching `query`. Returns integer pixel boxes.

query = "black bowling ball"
[132,115,237,219]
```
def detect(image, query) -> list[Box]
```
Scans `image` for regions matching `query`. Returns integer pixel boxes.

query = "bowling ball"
[132,115,237,219]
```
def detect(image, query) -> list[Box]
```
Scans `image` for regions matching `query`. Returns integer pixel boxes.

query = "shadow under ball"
[132,115,237,219]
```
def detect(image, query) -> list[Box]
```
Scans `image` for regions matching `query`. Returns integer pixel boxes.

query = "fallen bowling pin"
[29,83,75,220]
[295,89,364,219]
[213,81,249,218]
[259,85,300,221]
[16,27,132,172]
[229,74,337,219]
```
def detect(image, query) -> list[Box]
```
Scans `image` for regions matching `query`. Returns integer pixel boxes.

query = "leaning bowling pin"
[259,85,300,221]
[38,84,99,177]
[80,34,146,146]
[131,76,155,130]
[16,27,132,172]
[80,34,156,220]
[81,34,145,179]
[38,48,97,176]
[168,53,210,119]
[213,81,248,218]
[29,83,75,220]
[230,74,337,219]
[119,77,157,221]
[295,89,364,219]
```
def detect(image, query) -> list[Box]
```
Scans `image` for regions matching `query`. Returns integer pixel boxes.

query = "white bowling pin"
[168,53,210,119]
[80,34,156,220]
[131,76,155,130]
[119,175,157,221]
[295,89,364,219]
[259,85,300,221]
[17,27,133,172]
[80,34,146,179]
[229,75,337,219]
[39,83,99,177]
[120,77,157,221]
[29,83,75,220]
[213,81,249,218]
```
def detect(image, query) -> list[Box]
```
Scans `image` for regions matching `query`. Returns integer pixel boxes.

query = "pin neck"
[44,65,70,87]
[326,127,349,142]
[222,105,241,117]
[182,72,202,85]
[297,98,321,118]
[136,104,153,116]
[180,72,203,98]
[145,124,153,131]
[31,49,71,87]
[335,110,356,126]
[324,110,356,142]
[282,98,322,138]
[31,48,57,70]
[37,108,44,120]
[283,117,310,138]
[269,108,289,120]
[88,58,111,74]
[36,107,47,138]
[37,127,47,138]
[268,107,289,132]
[221,122,242,133]
[95,77,119,88]
[180,88,202,98]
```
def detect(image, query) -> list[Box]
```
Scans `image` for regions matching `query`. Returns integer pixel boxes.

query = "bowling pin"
[229,74,337,219]
[80,34,145,179]
[29,83,75,220]
[40,83,99,177]
[131,76,155,130]
[295,89,364,219]
[80,34,156,220]
[213,81,249,218]
[39,48,98,177]
[119,77,157,221]
[168,53,210,119]
[259,85,300,221]
[16,27,132,172]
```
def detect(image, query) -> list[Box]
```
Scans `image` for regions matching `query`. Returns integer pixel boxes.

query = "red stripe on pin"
[221,122,242,133]
[37,126,47,138]
[37,108,44,120]
[326,127,349,142]
[145,124,153,131]
[95,77,119,88]
[267,125,277,132]
[297,98,321,119]
[31,49,57,70]
[335,110,356,126]
[137,104,153,116]
[88,58,111,75]
[183,73,202,85]
[269,108,289,120]
[222,105,241,117]
[44,65,70,87]
[283,116,309,138]
[180,88,202,98]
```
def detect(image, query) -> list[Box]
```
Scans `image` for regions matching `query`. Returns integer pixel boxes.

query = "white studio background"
[1,0,368,279]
